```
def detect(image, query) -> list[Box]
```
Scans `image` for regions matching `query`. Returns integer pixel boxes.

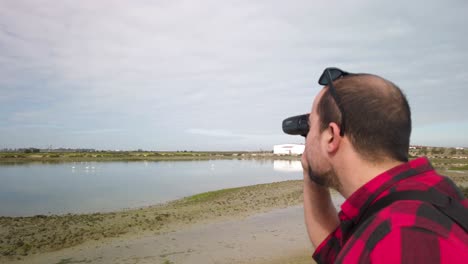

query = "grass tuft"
[183,187,242,203]
[449,164,468,171]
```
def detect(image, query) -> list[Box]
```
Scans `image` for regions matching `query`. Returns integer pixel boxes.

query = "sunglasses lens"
[318,71,329,85]
[329,69,343,80]
[318,68,344,85]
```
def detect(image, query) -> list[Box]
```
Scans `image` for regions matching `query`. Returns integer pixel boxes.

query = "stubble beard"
[307,165,342,192]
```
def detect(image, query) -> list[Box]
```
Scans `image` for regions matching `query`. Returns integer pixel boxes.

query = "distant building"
[456,147,465,150]
[273,144,305,155]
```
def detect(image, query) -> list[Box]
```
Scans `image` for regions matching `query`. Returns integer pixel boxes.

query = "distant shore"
[0,151,300,164]
[1,148,468,170]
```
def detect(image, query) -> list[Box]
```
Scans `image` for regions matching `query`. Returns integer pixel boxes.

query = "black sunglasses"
[281,67,352,138]
[318,67,351,137]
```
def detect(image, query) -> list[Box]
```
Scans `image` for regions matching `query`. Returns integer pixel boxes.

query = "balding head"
[317,73,411,162]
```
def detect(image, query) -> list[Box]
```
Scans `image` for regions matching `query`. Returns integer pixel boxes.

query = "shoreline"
[0,180,306,261]
[1,173,467,263]
[2,152,468,173]
[5,206,318,264]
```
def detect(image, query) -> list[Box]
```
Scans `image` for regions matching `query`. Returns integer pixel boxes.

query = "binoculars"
[282,114,310,137]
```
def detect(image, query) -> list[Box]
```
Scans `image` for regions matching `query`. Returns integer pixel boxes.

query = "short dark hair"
[317,74,411,162]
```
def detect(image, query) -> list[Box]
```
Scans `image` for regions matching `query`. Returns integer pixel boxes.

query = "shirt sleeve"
[312,227,342,264]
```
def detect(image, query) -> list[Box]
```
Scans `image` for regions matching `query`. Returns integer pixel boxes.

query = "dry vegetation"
[410,146,468,169]
[0,151,290,163]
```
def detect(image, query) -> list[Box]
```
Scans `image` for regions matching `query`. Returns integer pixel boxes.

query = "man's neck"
[335,153,404,199]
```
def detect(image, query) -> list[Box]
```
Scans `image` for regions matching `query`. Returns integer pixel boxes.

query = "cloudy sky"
[1,0,467,151]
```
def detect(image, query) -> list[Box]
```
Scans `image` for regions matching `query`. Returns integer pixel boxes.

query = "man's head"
[317,73,412,163]
[303,70,411,191]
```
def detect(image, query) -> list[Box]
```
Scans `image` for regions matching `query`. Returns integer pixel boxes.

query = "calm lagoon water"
[0,159,303,216]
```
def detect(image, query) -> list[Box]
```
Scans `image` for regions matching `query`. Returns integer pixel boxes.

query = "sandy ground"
[6,206,325,264]
[8,191,343,264]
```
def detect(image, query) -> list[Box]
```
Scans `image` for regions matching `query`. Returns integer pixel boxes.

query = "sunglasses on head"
[282,67,352,137]
[319,67,351,136]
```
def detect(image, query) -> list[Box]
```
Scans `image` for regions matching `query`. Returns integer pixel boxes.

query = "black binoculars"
[282,114,310,137]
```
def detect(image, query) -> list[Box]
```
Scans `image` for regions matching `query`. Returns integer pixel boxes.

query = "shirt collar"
[340,157,434,223]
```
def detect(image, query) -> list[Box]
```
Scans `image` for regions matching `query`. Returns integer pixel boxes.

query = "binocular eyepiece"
[282,114,310,137]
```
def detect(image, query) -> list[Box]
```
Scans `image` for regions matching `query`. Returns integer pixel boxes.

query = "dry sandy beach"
[6,206,326,264]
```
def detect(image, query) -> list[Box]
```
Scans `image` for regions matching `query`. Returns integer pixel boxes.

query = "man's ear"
[326,122,341,153]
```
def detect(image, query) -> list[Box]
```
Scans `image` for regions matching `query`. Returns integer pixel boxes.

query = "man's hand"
[302,148,340,248]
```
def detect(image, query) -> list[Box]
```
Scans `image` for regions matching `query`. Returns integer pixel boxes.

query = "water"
[0,159,303,217]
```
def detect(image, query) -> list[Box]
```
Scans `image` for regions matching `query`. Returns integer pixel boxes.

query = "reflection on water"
[0,159,302,216]
[273,160,302,172]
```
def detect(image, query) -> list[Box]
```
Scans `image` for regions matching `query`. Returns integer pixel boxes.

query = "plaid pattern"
[312,157,468,264]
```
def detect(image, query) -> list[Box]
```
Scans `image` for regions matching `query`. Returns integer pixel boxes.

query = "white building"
[273,144,305,155]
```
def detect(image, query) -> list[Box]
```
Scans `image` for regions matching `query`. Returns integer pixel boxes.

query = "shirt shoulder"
[336,200,468,263]
[370,202,468,264]
[370,225,468,264]
[381,200,467,239]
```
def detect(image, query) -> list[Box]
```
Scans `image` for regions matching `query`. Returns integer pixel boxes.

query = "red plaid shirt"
[313,157,468,264]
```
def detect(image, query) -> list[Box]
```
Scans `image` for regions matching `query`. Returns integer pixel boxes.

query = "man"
[301,68,468,263]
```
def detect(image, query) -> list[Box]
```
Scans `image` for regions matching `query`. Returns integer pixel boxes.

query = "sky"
[1,0,467,151]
